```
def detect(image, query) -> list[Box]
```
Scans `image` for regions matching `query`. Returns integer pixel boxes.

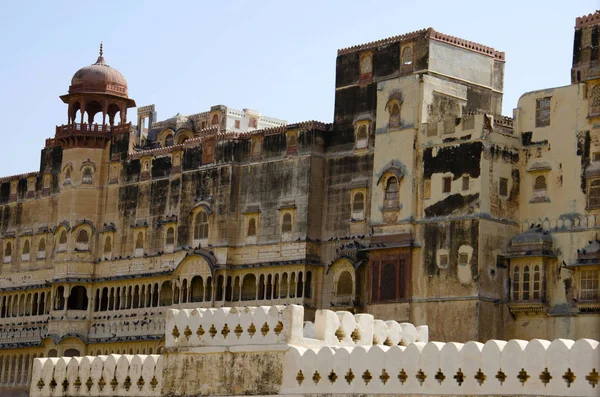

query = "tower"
[55,43,136,149]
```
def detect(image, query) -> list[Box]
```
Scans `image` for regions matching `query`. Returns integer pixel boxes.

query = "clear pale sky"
[0,0,597,176]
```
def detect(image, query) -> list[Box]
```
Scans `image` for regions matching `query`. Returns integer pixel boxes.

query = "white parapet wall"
[30,305,599,397]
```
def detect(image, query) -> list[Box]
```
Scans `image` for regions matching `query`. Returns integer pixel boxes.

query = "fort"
[0,9,599,397]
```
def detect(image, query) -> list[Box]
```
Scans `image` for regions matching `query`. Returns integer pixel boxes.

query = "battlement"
[576,10,600,28]
[337,28,505,61]
[30,305,599,397]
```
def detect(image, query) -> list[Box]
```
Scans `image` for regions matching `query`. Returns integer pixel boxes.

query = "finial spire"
[99,42,103,56]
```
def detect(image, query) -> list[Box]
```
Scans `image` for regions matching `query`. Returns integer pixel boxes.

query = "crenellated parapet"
[29,305,599,397]
[282,338,599,396]
[31,355,163,397]
[165,305,427,350]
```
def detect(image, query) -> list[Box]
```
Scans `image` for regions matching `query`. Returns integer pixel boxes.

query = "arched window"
[533,265,541,300]
[282,213,292,233]
[135,232,144,249]
[401,46,413,65]
[389,102,401,127]
[357,125,368,141]
[64,167,71,183]
[82,167,93,184]
[523,265,530,300]
[534,175,547,191]
[336,271,353,296]
[22,240,30,255]
[75,229,89,250]
[103,236,112,253]
[384,177,399,208]
[353,192,365,214]
[194,211,209,240]
[38,238,46,254]
[211,114,219,126]
[512,266,520,301]
[247,218,256,237]
[165,134,174,147]
[59,231,67,245]
[166,227,175,245]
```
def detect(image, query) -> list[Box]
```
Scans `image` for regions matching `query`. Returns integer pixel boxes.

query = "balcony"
[55,122,131,138]
[507,300,547,316]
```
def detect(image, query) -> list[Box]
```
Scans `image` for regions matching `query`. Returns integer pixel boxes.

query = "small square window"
[535,97,551,128]
[458,253,469,266]
[424,179,431,199]
[235,120,240,129]
[593,152,600,162]
[499,178,508,196]
[442,177,452,193]
[462,176,469,191]
[439,254,449,268]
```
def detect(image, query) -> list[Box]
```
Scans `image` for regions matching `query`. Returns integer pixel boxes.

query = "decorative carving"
[234,324,243,338]
[586,368,599,388]
[137,376,145,391]
[454,368,465,386]
[517,368,530,385]
[383,337,393,346]
[86,377,93,391]
[171,326,180,338]
[37,379,45,390]
[274,321,283,335]
[74,376,82,391]
[312,371,321,385]
[248,323,256,337]
[435,369,446,384]
[562,368,576,387]
[62,378,69,392]
[221,323,230,338]
[328,370,338,384]
[209,324,217,338]
[335,326,345,341]
[183,325,192,340]
[261,322,270,336]
[344,369,355,384]
[197,325,205,338]
[150,376,158,390]
[362,370,373,385]
[98,377,106,391]
[379,369,390,384]
[496,369,507,384]
[475,369,486,385]
[296,370,305,386]
[540,368,552,385]
[124,376,132,391]
[110,376,118,391]
[49,378,57,391]
[398,369,408,384]
[416,369,426,386]
[350,328,361,342]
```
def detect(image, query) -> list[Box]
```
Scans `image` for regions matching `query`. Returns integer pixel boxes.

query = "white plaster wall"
[429,41,495,89]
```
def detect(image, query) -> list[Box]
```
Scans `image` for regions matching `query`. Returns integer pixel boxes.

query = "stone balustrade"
[29,305,599,397]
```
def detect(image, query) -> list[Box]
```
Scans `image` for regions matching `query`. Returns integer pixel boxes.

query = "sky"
[0,0,598,176]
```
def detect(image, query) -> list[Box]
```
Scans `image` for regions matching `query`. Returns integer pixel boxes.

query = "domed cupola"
[69,48,129,97]
[55,44,136,148]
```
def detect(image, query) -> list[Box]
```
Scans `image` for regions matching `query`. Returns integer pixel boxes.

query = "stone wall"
[29,305,599,397]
